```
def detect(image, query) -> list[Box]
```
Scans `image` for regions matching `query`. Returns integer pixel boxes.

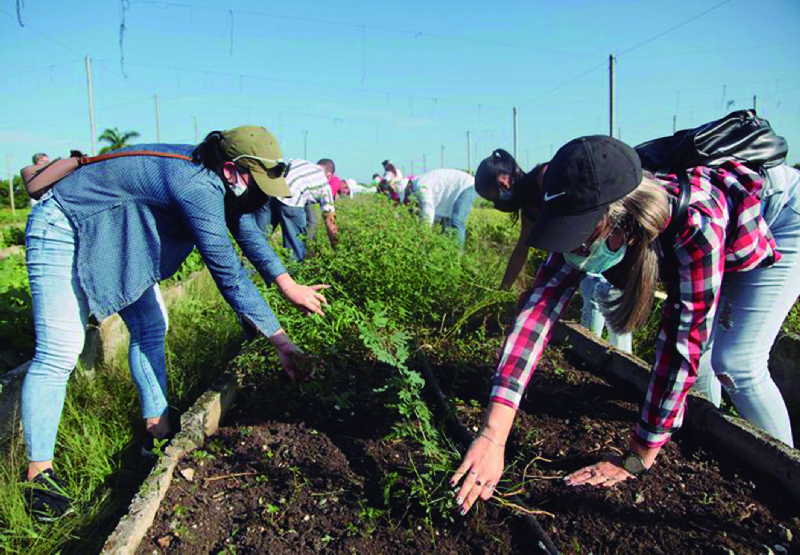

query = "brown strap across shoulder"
[21,150,193,200]
[77,150,192,166]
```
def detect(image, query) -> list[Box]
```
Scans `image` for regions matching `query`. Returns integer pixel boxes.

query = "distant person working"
[404,168,477,245]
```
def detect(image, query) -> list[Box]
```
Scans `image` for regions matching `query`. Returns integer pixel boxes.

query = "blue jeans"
[305,203,319,243]
[444,187,478,246]
[579,274,632,353]
[694,187,800,447]
[255,199,309,261]
[22,194,169,462]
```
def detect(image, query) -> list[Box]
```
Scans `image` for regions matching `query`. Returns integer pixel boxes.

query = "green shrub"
[0,254,33,369]
[0,226,25,249]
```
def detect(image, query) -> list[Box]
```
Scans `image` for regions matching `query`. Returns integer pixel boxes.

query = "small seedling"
[191,449,215,462]
[172,504,189,518]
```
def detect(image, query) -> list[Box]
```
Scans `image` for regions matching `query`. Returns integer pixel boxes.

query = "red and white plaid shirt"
[491,161,781,448]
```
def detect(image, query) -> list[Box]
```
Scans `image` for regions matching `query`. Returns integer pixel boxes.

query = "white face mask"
[226,168,248,197]
[564,237,627,274]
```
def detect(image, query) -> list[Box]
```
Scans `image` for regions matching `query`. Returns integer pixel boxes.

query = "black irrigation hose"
[416,353,560,555]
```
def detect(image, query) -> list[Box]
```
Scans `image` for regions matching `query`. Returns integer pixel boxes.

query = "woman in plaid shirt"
[451,135,799,515]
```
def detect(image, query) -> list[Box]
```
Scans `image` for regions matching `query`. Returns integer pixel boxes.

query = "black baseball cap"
[528,135,642,252]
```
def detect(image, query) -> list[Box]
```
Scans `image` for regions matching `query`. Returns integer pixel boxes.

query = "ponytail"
[192,131,227,173]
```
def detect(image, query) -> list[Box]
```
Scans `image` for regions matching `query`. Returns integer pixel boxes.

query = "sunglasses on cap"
[231,154,292,178]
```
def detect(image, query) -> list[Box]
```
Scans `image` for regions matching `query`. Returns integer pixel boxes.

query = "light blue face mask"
[564,236,627,274]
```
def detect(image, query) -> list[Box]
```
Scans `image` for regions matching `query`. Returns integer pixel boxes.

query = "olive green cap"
[220,125,291,197]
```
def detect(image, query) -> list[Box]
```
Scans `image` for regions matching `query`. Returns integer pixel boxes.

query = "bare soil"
[448,348,800,554]
[140,341,799,554]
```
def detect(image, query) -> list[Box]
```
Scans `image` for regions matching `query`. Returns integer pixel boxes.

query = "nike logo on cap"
[544,191,566,202]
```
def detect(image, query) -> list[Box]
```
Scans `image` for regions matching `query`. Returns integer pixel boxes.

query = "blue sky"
[2,0,799,182]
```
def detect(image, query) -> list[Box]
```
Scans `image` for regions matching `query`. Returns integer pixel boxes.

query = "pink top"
[328,174,343,198]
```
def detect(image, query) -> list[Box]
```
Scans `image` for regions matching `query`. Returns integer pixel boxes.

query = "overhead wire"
[15,0,24,27]
[132,0,590,56]
[0,8,80,54]
[527,0,739,104]
[119,0,130,78]
[615,0,735,57]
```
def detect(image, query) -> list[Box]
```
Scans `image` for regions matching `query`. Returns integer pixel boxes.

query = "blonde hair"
[602,175,670,333]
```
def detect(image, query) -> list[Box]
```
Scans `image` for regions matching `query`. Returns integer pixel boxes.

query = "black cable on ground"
[415,352,560,555]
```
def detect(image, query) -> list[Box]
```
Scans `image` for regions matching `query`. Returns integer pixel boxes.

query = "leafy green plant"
[0,252,33,368]
[1,225,25,248]
[358,303,458,530]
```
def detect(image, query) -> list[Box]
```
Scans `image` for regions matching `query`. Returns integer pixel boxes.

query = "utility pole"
[608,54,615,138]
[440,144,445,168]
[672,114,677,134]
[422,153,427,172]
[154,94,161,142]
[193,116,199,143]
[753,95,757,111]
[303,130,309,159]
[85,55,97,155]
[512,107,518,158]
[6,155,14,215]
[466,131,471,173]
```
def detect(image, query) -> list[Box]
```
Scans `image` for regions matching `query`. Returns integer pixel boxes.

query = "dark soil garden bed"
[137,421,527,554]
[138,339,798,554]
[447,349,800,554]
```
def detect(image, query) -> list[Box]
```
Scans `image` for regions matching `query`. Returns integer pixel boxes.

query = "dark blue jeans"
[255,198,309,261]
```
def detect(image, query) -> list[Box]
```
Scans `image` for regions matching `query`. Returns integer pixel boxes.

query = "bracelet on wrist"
[478,432,505,448]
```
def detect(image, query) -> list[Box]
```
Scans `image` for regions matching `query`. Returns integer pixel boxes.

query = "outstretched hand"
[564,457,634,488]
[283,282,330,316]
[274,341,319,382]
[449,434,505,515]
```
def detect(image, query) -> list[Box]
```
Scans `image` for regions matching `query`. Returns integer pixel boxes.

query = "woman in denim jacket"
[22,126,328,520]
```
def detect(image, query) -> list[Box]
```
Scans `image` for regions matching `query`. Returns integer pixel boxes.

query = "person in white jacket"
[404,168,477,245]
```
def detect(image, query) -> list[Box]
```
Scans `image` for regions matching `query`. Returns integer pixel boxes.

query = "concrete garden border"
[551,321,800,502]
[101,372,238,554]
[770,332,800,424]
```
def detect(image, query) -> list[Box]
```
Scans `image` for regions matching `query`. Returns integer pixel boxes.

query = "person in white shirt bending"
[404,168,477,245]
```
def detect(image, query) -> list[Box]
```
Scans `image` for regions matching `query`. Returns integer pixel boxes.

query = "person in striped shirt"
[451,135,799,515]
[254,158,338,261]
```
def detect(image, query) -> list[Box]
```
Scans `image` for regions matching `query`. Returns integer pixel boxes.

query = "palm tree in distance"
[98,127,140,154]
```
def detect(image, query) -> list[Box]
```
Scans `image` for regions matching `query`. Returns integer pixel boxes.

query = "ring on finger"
[475,479,483,486]
[468,470,478,476]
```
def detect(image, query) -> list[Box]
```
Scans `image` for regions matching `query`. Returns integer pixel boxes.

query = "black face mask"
[491,168,537,212]
[493,198,519,212]
[224,185,269,217]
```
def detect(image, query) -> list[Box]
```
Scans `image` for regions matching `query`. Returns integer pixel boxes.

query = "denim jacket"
[52,143,287,336]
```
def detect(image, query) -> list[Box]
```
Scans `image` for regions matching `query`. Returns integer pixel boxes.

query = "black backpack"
[604,111,788,290]
[634,109,788,242]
